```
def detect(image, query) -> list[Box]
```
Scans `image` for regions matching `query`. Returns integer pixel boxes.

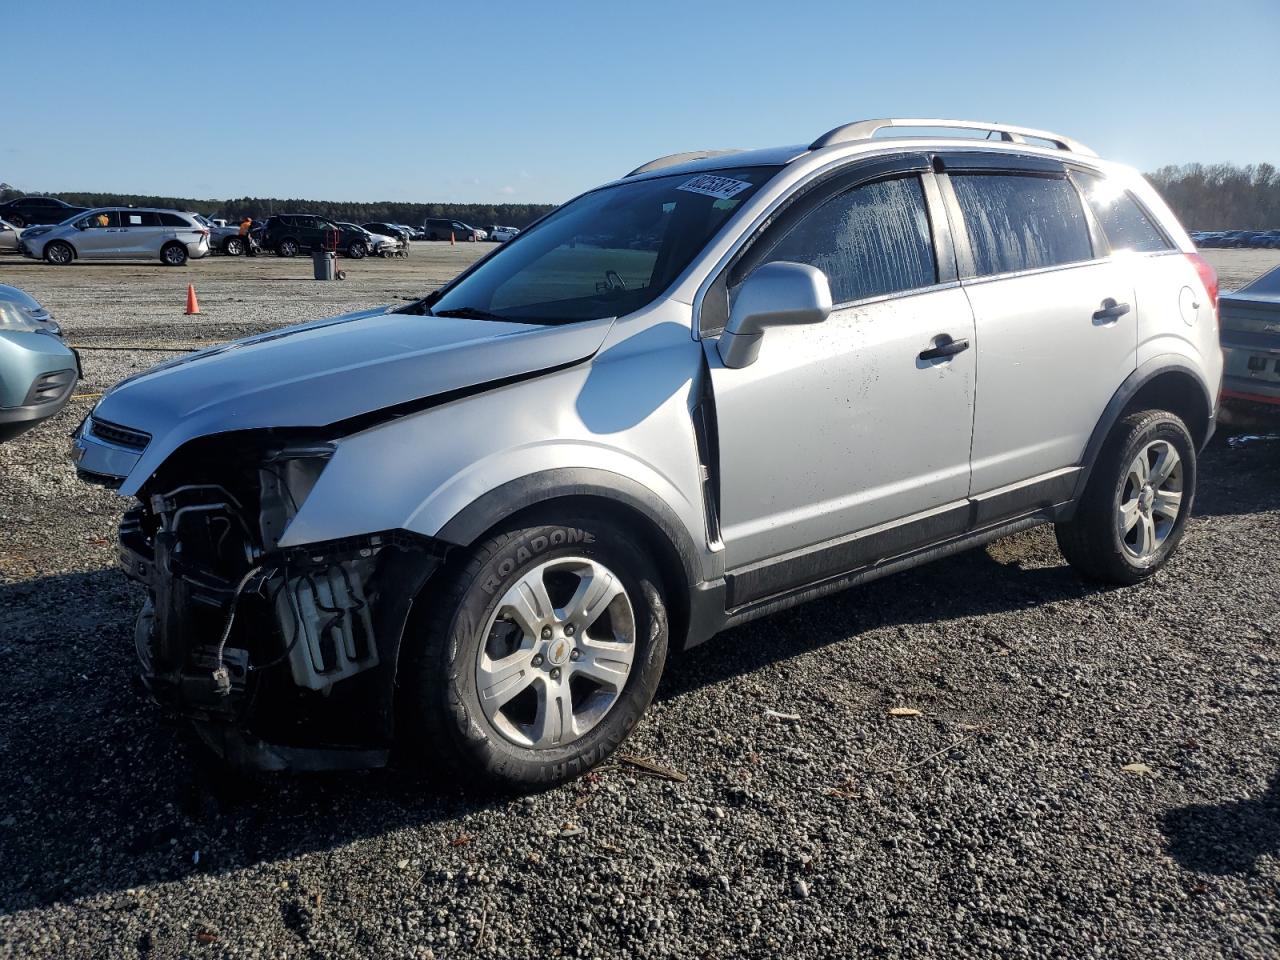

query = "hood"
[88,306,615,495]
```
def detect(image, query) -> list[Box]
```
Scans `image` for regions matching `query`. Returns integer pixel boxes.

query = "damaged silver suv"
[73,119,1222,788]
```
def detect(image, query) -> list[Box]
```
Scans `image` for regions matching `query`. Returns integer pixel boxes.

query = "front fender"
[279,322,717,581]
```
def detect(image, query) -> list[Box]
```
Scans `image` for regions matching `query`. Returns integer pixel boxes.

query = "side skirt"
[684,507,1064,648]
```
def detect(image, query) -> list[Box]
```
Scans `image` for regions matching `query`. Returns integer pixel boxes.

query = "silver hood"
[80,306,615,495]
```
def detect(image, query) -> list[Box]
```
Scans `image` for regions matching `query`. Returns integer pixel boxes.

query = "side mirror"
[717,261,832,369]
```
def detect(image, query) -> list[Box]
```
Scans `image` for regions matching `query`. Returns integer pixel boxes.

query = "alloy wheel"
[475,557,636,750]
[1116,439,1183,560]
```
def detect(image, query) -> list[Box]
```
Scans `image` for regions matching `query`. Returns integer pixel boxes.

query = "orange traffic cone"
[450,231,455,246]
[184,284,200,315]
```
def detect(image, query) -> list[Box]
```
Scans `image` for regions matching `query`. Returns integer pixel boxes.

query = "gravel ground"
[1,249,1279,959]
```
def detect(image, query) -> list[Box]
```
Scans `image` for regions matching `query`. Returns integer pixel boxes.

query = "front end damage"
[115,434,444,771]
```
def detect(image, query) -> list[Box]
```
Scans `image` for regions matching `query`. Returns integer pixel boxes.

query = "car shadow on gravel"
[1193,433,1280,517]
[0,570,506,916]
[660,540,1104,702]
[1160,771,1280,875]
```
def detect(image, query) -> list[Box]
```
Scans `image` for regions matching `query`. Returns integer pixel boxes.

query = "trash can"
[312,249,336,281]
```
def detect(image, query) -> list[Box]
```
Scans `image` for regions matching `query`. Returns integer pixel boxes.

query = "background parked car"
[338,223,399,257]
[423,217,485,241]
[0,284,78,442]
[487,224,520,242]
[18,208,211,266]
[0,219,22,253]
[0,196,86,228]
[361,222,411,243]
[261,214,374,258]
[1220,264,1280,420]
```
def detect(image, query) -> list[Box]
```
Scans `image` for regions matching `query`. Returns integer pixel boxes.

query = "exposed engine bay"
[118,436,443,770]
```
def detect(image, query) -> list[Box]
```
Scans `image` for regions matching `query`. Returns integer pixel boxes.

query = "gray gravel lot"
[1,249,1279,959]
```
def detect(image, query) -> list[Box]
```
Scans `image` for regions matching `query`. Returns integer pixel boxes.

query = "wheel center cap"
[1139,484,1155,512]
[545,636,573,667]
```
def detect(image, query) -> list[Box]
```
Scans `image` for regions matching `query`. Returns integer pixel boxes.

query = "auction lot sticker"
[677,175,753,200]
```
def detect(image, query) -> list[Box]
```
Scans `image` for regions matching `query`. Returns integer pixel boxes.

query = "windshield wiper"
[431,306,512,322]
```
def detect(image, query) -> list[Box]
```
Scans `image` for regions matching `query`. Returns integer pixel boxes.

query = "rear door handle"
[1092,298,1131,323]
[918,336,970,362]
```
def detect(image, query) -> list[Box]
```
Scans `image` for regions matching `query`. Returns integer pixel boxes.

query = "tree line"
[1144,163,1280,230]
[0,185,556,229]
[4,162,1279,230]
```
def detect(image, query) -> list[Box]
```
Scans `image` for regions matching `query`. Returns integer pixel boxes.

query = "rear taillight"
[1186,252,1219,311]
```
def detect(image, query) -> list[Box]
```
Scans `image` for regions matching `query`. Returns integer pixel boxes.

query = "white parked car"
[489,225,520,243]
[0,219,22,253]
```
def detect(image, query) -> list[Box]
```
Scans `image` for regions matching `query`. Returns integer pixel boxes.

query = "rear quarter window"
[1073,171,1172,254]
[951,173,1093,276]
[157,213,190,227]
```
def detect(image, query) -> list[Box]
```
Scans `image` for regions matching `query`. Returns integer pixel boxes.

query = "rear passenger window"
[122,212,161,227]
[951,173,1092,276]
[1073,172,1172,254]
[158,212,189,227]
[756,176,937,304]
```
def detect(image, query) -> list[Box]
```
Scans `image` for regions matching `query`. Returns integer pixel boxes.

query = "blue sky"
[6,0,1278,204]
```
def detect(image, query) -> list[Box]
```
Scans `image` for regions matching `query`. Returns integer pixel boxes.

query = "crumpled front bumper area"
[120,453,443,771]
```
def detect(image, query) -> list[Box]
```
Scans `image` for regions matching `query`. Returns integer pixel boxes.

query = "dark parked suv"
[0,196,87,228]
[261,215,374,258]
[423,217,482,241]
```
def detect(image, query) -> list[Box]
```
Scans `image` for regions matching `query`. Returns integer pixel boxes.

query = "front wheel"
[223,236,245,256]
[401,514,669,789]
[44,240,74,265]
[276,238,299,257]
[347,240,367,259]
[1055,409,1196,585]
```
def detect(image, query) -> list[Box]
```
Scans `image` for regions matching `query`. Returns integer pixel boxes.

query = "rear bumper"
[1221,337,1280,406]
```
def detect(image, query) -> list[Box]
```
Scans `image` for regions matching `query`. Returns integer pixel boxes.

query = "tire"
[347,240,367,259]
[161,242,188,266]
[1055,409,1196,585]
[401,513,669,789]
[44,240,74,265]
[9,216,25,229]
[277,238,299,258]
[223,236,245,256]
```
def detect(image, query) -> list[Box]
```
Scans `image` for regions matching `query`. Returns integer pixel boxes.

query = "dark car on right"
[0,196,87,228]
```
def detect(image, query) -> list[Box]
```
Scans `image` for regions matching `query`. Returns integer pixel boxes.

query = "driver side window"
[755,175,938,305]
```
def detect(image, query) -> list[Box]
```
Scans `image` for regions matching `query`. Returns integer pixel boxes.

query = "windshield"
[428,166,778,324]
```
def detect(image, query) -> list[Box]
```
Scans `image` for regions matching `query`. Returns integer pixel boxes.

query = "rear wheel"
[9,216,26,228]
[277,238,299,257]
[44,240,73,265]
[223,236,245,256]
[161,242,188,266]
[401,514,668,789]
[1055,410,1196,584]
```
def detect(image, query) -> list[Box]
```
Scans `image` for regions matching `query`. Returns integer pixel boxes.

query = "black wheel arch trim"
[1070,355,1215,506]
[435,467,705,593]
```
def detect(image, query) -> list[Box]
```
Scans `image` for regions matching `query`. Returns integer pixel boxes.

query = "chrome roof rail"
[808,118,1097,157]
[624,149,743,178]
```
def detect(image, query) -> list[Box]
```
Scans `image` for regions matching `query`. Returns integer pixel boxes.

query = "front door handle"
[918,336,970,362]
[1093,298,1131,323]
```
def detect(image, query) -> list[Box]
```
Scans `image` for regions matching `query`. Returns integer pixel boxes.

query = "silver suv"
[72,119,1222,788]
[20,207,211,266]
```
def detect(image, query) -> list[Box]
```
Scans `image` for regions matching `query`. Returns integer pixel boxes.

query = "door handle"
[1092,298,1131,323]
[918,336,970,362]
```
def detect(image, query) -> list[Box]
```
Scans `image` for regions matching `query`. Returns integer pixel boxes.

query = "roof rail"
[808,118,1096,157]
[624,149,742,178]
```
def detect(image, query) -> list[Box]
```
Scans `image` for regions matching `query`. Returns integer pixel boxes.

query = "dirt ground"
[1,246,1278,959]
